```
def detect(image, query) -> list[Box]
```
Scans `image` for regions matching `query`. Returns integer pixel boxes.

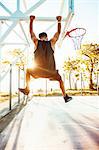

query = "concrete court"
[0,96,99,150]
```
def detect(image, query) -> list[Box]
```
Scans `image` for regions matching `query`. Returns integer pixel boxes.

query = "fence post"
[45,79,47,97]
[97,71,99,95]
[23,66,25,101]
[18,66,20,103]
[9,64,12,110]
[81,72,83,96]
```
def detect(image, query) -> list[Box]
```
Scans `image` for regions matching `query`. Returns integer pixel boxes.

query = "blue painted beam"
[5,22,26,42]
[19,22,30,46]
[0,21,18,43]
[69,0,74,13]
[0,16,67,21]
[0,2,12,15]
[17,0,20,10]
[25,0,47,15]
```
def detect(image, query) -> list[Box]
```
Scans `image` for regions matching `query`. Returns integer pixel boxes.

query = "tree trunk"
[89,59,94,89]
[69,71,72,89]
[74,80,77,90]
[89,71,94,89]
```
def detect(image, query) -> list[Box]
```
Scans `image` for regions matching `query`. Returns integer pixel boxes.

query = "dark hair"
[39,32,47,39]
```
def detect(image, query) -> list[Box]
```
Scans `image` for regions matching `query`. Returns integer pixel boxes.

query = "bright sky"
[0,0,99,92]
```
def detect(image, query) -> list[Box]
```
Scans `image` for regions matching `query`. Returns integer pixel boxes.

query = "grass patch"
[0,92,18,103]
[0,89,98,102]
[33,89,98,96]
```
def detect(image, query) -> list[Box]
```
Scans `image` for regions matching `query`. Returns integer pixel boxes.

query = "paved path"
[0,96,99,150]
[0,97,23,118]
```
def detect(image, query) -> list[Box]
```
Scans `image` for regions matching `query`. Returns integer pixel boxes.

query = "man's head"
[39,32,48,41]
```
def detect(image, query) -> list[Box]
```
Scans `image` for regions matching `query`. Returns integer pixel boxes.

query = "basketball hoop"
[65,28,86,50]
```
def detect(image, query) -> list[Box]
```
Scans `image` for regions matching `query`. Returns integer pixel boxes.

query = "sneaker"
[19,88,30,95]
[64,94,72,103]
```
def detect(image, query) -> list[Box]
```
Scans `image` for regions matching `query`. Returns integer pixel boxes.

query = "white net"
[67,28,86,50]
[71,35,83,50]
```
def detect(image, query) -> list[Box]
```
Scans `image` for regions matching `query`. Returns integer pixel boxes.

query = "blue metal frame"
[0,2,12,15]
[17,0,20,11]
[69,0,74,13]
[0,0,74,82]
[25,0,47,15]
[19,22,30,46]
[0,21,18,43]
[0,0,74,21]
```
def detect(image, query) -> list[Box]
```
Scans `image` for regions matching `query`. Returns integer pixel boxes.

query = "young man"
[19,15,72,102]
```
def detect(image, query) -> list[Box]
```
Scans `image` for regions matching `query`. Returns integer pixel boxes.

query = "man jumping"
[19,15,72,102]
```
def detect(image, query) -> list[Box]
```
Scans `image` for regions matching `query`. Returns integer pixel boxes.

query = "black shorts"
[27,67,61,81]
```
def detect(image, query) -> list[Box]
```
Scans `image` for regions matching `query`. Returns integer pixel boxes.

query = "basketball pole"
[9,64,12,110]
[58,12,74,47]
[97,70,99,95]
[81,72,83,96]
[18,66,20,104]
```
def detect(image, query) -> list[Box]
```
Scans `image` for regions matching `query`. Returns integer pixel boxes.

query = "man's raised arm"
[50,16,62,45]
[30,16,38,46]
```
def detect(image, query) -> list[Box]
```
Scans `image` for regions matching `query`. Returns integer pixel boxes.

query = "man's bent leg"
[19,68,43,95]
[58,78,72,102]
[53,73,72,103]
[19,68,34,95]
[59,79,65,97]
